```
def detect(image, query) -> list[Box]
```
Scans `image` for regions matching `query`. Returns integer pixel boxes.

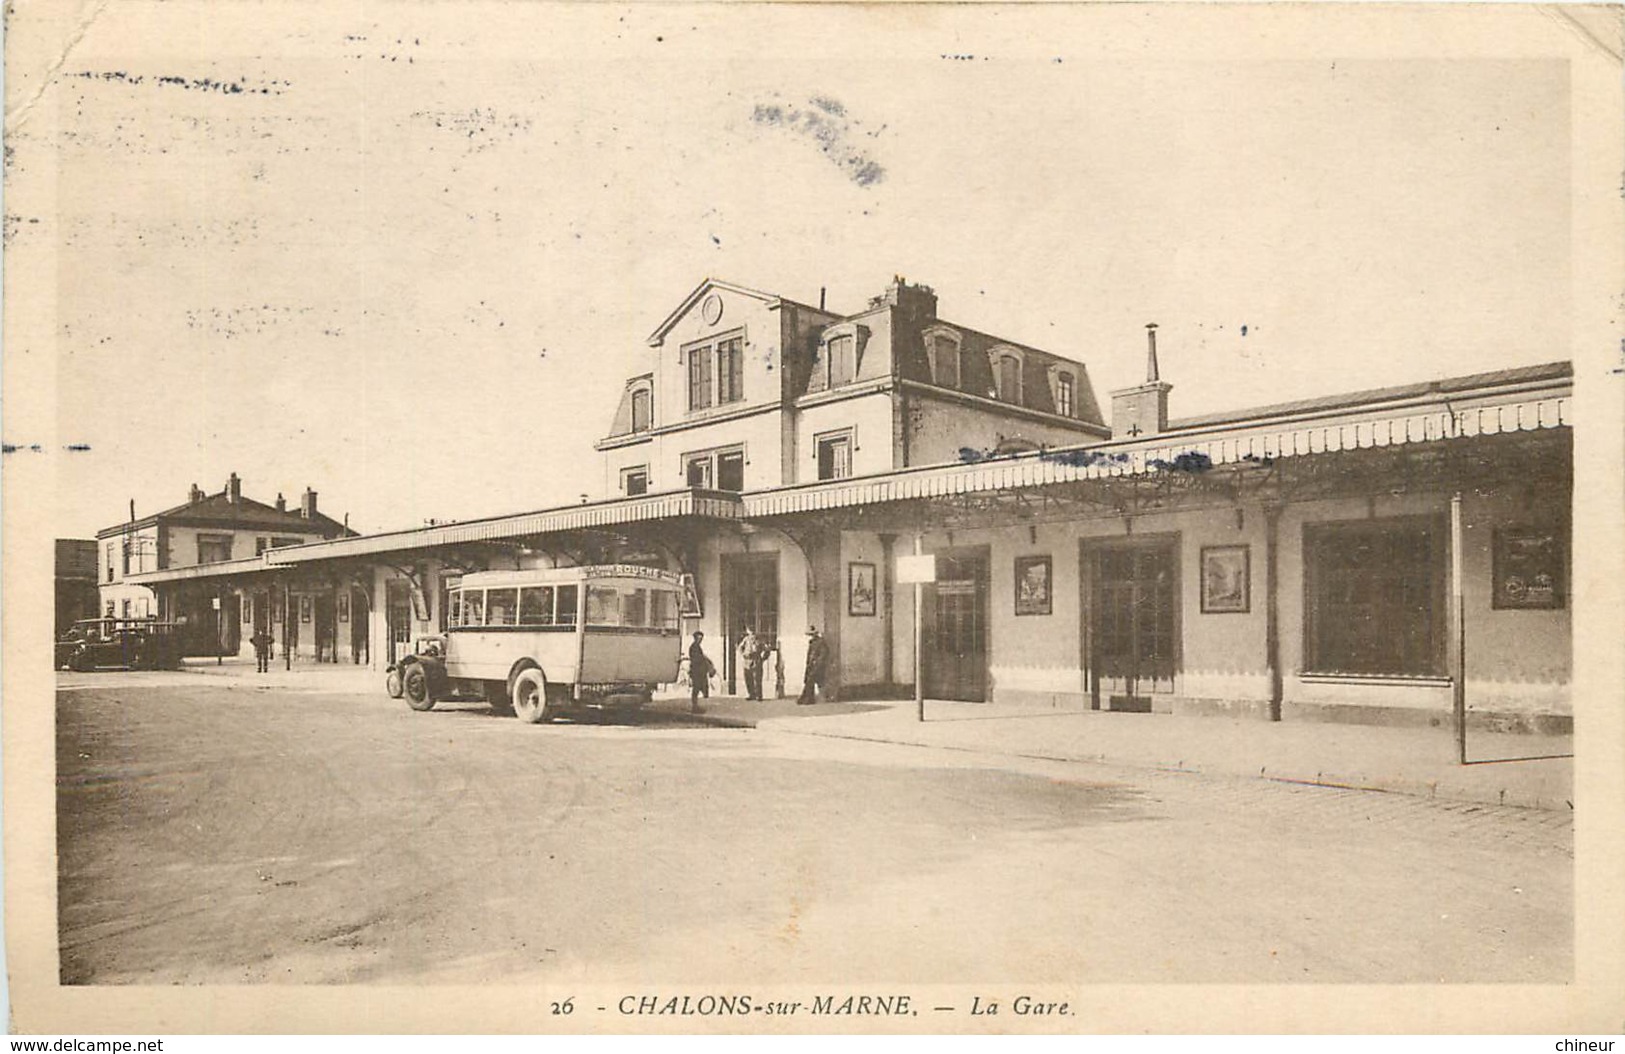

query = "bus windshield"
[583,581,680,631]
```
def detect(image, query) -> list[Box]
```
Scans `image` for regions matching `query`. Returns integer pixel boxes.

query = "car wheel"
[385,667,404,698]
[403,664,435,711]
[511,668,550,724]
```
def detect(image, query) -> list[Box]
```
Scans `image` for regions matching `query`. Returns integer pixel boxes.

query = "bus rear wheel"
[403,664,435,711]
[511,668,550,724]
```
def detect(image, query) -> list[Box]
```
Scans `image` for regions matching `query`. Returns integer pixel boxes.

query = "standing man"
[737,627,765,701]
[798,625,830,706]
[250,625,274,674]
[687,631,713,714]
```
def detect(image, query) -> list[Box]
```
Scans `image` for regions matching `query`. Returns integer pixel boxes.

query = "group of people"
[685,625,831,714]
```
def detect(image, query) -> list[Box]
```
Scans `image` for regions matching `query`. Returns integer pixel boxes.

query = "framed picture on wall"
[848,562,877,616]
[1201,545,1250,614]
[1492,526,1564,609]
[300,595,313,623]
[1014,555,1052,616]
[337,592,350,622]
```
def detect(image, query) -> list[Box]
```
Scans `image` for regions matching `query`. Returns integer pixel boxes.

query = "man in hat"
[250,625,274,674]
[798,625,830,706]
[737,627,766,701]
[687,630,713,714]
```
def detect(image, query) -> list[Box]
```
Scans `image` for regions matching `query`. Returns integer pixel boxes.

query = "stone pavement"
[754,699,1574,813]
[178,659,1572,812]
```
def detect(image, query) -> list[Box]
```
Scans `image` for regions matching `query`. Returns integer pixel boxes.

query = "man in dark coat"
[250,627,274,673]
[797,626,830,706]
[687,631,712,714]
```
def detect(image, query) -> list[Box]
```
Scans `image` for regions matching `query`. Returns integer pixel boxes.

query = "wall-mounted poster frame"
[1200,545,1250,614]
[1492,525,1564,610]
[1014,554,1052,616]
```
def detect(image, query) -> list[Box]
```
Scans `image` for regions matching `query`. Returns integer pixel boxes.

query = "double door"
[1090,540,1178,710]
[923,549,989,702]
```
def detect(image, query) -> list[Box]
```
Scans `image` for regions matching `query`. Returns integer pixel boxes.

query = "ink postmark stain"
[750,94,886,188]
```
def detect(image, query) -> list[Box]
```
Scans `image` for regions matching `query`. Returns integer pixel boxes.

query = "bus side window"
[556,585,579,626]
[486,588,518,626]
[449,589,463,628]
[519,586,554,626]
[464,590,485,626]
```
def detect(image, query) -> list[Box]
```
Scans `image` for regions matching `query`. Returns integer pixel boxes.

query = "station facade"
[124,277,1573,732]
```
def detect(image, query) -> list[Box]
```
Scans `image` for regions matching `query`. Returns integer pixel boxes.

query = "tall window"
[1056,372,1075,416]
[1304,519,1444,677]
[828,335,856,387]
[687,346,713,410]
[998,354,1022,404]
[929,333,960,388]
[716,450,745,492]
[630,388,652,432]
[816,433,853,481]
[106,542,116,582]
[716,337,743,404]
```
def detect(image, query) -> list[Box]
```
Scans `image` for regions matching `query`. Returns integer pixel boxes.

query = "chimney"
[188,483,203,504]
[226,473,241,504]
[1109,323,1173,439]
[874,275,938,321]
[300,488,318,519]
[275,492,286,513]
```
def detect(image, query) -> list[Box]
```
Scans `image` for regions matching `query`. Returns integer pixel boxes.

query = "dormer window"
[922,324,962,388]
[630,386,652,432]
[1056,372,1075,416]
[987,345,1025,404]
[809,323,868,393]
[828,335,855,386]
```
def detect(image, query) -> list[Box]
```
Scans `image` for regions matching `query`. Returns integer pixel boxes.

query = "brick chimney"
[300,488,318,519]
[226,472,242,504]
[871,275,938,320]
[188,483,203,504]
[1110,324,1173,439]
[275,492,287,513]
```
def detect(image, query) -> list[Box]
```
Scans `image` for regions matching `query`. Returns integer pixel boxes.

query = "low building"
[122,276,1572,734]
[98,475,351,657]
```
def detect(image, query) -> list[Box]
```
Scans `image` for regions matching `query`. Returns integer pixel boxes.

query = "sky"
[9,3,1577,537]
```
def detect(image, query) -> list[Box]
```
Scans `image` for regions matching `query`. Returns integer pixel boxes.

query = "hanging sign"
[896,554,937,584]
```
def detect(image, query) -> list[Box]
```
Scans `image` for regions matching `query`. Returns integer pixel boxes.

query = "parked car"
[56,618,183,672]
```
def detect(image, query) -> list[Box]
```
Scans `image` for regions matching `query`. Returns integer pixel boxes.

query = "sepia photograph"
[4,0,1624,1038]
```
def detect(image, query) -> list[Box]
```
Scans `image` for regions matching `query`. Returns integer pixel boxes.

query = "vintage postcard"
[4,0,1623,1037]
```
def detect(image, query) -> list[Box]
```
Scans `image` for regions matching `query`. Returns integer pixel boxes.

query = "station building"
[123,276,1573,732]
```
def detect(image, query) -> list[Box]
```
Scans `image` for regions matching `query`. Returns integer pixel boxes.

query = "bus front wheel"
[511,668,550,724]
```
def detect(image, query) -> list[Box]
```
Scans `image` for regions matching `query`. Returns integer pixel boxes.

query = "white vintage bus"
[385,564,685,723]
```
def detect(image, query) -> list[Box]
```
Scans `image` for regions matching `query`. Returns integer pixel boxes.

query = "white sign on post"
[896,554,937,584]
